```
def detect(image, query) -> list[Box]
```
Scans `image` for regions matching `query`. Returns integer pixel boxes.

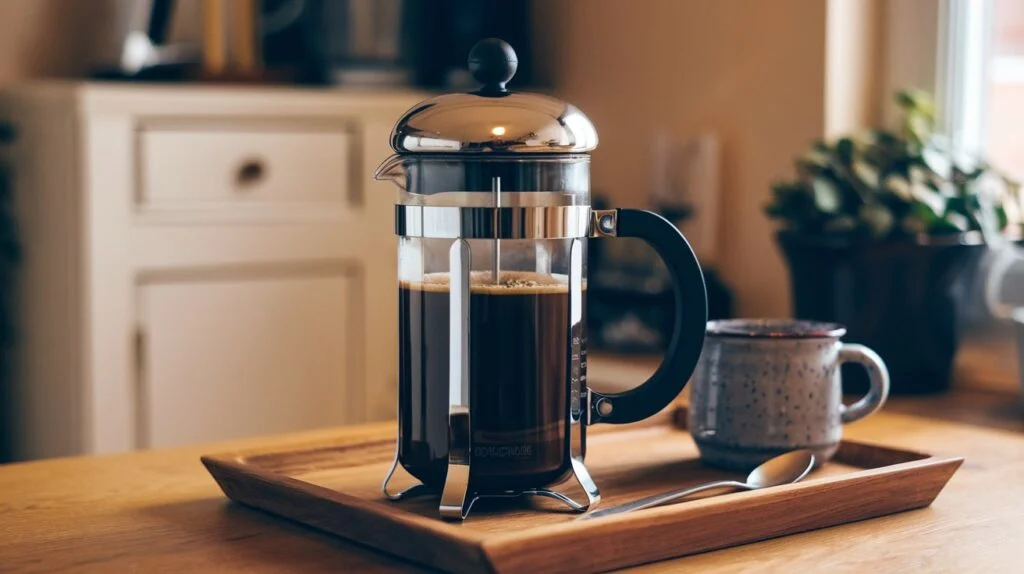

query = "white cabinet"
[1,84,422,460]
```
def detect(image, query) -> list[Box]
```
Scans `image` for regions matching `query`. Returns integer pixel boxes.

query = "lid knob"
[468,38,518,96]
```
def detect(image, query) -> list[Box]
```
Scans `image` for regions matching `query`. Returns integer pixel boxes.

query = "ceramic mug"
[688,319,890,470]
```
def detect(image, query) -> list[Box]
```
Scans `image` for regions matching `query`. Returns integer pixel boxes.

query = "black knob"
[468,38,518,96]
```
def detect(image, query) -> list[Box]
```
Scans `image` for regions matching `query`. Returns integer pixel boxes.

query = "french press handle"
[588,209,708,424]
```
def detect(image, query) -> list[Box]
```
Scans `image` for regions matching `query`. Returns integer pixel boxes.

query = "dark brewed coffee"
[398,271,585,492]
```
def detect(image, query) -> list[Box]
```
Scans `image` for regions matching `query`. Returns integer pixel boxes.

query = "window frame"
[936,0,994,156]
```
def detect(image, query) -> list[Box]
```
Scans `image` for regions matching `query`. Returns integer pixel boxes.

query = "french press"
[376,39,708,520]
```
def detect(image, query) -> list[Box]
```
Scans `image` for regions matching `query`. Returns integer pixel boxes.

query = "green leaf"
[874,129,899,146]
[895,89,937,120]
[910,183,947,216]
[797,149,830,170]
[943,212,970,232]
[904,201,943,232]
[883,174,913,201]
[905,114,932,146]
[823,215,858,233]
[935,180,957,198]
[908,165,929,184]
[812,178,842,213]
[860,204,895,238]
[922,147,952,180]
[996,205,1009,230]
[853,161,880,189]
[835,138,855,165]
[901,213,928,235]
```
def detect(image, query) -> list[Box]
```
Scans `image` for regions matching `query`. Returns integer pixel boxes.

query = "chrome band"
[439,239,473,520]
[395,205,591,239]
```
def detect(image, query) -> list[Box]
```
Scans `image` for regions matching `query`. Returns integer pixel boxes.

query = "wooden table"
[2,398,1023,573]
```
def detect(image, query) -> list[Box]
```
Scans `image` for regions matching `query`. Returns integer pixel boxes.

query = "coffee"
[397,271,585,492]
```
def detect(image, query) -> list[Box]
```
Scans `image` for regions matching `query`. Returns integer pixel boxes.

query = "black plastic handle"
[590,209,707,424]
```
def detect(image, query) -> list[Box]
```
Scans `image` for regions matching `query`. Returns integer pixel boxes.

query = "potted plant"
[766,90,1022,394]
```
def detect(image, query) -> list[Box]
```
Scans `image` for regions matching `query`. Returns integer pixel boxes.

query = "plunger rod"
[492,177,501,284]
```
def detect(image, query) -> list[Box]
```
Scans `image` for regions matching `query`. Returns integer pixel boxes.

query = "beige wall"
[0,0,119,85]
[535,0,829,317]
[826,0,884,137]
[0,0,202,86]
[881,0,940,125]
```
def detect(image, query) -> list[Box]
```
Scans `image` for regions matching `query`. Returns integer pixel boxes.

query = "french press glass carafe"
[376,39,708,520]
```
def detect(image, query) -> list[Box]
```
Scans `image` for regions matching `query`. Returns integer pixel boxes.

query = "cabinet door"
[138,271,353,448]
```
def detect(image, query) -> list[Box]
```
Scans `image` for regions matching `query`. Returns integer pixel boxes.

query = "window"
[940,0,1024,179]
[986,0,1024,181]
[937,0,1023,381]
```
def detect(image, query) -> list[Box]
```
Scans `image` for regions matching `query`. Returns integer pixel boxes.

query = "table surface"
[2,390,1024,573]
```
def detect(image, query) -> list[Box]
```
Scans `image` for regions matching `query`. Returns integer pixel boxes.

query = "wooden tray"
[202,407,962,573]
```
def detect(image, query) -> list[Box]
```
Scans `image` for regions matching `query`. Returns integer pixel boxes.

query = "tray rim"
[201,408,964,573]
[483,451,962,541]
[201,437,963,540]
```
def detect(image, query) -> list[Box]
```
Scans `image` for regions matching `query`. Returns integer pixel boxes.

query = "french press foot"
[380,444,601,520]
[381,448,432,502]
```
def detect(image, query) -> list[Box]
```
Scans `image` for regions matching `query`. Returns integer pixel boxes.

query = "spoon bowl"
[746,450,816,489]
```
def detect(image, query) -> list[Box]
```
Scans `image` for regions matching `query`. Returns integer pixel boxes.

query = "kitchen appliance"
[374,39,709,520]
[92,0,200,80]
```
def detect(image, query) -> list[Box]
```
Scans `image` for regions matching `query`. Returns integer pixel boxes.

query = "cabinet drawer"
[137,122,355,211]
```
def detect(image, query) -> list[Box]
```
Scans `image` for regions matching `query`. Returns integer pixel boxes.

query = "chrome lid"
[389,39,598,155]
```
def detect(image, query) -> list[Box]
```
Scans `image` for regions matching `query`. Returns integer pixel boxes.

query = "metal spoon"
[581,450,816,520]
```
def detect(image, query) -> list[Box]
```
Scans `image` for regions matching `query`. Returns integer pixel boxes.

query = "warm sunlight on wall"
[0,0,201,86]
[534,0,829,317]
[0,0,112,84]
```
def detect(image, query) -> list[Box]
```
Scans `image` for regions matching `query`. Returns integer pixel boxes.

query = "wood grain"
[201,407,961,574]
[1,401,1022,573]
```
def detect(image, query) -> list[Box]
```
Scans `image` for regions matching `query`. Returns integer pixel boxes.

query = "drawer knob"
[236,158,266,188]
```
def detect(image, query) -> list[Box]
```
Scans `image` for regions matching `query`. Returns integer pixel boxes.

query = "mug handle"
[838,344,891,424]
[588,209,708,424]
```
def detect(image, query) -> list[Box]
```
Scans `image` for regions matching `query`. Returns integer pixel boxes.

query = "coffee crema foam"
[400,271,581,294]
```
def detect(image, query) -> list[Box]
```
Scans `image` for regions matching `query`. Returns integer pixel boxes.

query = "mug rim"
[706,318,847,339]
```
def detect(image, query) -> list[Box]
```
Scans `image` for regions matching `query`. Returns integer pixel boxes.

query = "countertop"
[2,390,1024,573]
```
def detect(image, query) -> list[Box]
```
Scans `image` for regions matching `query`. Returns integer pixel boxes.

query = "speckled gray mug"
[688,319,890,470]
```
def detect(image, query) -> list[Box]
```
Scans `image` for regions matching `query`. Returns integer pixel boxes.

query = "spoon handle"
[583,480,747,519]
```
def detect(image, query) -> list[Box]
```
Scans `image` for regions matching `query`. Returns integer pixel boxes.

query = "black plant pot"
[777,231,985,395]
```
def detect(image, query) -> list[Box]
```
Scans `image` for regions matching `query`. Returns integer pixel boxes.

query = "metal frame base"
[381,446,601,520]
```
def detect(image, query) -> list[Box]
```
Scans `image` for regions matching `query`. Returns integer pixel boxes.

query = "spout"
[374,155,406,190]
